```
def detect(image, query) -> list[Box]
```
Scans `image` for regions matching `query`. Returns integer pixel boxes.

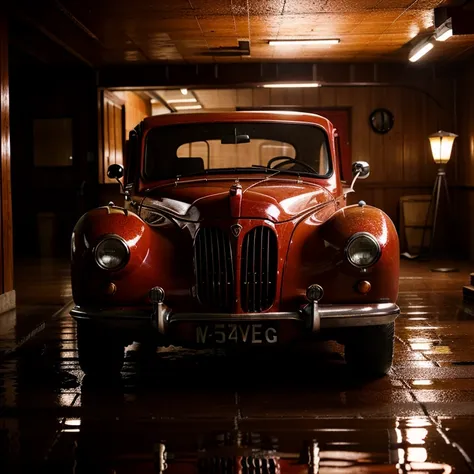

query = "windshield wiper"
[175,167,281,179]
[145,167,318,194]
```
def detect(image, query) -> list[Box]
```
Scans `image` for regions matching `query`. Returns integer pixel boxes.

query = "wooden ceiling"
[10,0,474,65]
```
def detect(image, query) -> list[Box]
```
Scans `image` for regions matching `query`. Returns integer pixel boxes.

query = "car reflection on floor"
[70,409,455,473]
[42,343,459,474]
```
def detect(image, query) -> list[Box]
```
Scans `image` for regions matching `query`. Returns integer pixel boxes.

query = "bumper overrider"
[70,285,400,335]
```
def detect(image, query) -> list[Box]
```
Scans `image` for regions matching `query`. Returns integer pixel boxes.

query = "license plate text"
[196,324,277,344]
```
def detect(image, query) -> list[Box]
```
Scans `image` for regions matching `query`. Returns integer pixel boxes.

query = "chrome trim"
[71,302,400,331]
[344,232,381,269]
[169,312,302,322]
[306,302,399,329]
[155,301,171,334]
[321,313,397,328]
[94,234,130,271]
[309,301,321,331]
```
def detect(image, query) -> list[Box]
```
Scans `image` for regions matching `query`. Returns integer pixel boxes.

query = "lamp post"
[420,131,458,267]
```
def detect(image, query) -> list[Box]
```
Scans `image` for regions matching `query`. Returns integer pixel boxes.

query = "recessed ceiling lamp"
[262,82,322,88]
[269,39,340,46]
[174,104,202,110]
[167,98,197,104]
[434,18,453,41]
[180,88,188,95]
[409,40,434,62]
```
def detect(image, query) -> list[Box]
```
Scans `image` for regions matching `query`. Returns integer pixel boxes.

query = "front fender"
[280,204,399,309]
[71,205,194,307]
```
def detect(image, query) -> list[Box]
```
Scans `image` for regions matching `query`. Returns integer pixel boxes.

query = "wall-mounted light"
[262,82,322,88]
[174,104,202,110]
[167,98,198,104]
[409,40,434,62]
[269,39,340,46]
[180,88,188,95]
[434,18,453,41]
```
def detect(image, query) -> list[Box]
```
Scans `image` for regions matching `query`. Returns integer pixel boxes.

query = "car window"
[144,122,331,180]
[176,139,297,169]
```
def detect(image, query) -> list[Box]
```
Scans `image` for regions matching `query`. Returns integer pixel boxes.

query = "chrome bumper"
[71,302,399,332]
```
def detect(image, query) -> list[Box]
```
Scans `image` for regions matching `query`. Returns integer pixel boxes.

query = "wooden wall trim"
[0,15,13,294]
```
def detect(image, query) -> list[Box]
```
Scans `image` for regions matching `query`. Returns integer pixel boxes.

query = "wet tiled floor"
[1,258,474,472]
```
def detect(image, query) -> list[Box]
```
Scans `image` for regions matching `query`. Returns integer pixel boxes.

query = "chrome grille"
[197,457,280,474]
[241,226,277,312]
[194,227,234,312]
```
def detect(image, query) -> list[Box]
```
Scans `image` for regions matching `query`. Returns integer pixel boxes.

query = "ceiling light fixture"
[180,88,188,95]
[174,104,202,110]
[435,18,453,41]
[409,41,434,62]
[269,39,340,46]
[166,98,197,104]
[262,82,321,88]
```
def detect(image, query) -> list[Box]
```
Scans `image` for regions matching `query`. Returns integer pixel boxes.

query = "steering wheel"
[267,156,317,174]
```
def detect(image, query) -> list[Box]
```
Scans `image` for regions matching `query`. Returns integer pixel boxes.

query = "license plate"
[196,323,278,344]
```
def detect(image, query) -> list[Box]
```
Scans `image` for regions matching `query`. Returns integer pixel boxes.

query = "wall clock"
[369,108,394,134]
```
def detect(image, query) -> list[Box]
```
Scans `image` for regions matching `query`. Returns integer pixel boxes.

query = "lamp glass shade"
[428,131,458,164]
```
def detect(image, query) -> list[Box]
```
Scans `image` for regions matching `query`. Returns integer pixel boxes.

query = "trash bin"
[399,195,432,255]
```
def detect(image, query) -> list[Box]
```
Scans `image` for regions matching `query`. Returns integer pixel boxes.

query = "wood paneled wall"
[114,91,151,139]
[98,91,151,202]
[100,91,151,184]
[0,15,13,296]
[455,61,474,260]
[100,93,124,184]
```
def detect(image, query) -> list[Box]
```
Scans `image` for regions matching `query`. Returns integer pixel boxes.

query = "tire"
[76,321,125,378]
[344,322,395,378]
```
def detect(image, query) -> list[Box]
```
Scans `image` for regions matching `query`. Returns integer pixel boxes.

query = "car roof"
[142,110,333,131]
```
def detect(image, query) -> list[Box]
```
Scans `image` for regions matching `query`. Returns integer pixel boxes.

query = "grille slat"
[265,229,270,305]
[195,226,277,313]
[241,226,277,313]
[195,227,234,312]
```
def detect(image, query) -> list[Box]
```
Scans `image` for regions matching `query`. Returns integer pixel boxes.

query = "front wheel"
[76,322,125,378]
[344,322,395,378]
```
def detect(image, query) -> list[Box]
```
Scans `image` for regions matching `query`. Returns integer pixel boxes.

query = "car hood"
[139,175,335,223]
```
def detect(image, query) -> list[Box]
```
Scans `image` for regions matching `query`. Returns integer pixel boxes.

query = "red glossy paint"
[71,111,399,343]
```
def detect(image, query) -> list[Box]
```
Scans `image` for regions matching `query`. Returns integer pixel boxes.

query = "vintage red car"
[70,111,400,378]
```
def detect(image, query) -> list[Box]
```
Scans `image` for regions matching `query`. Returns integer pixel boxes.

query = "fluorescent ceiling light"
[174,104,202,110]
[436,28,453,41]
[435,19,453,41]
[180,88,188,95]
[167,98,197,104]
[262,82,321,88]
[409,41,434,62]
[269,39,340,46]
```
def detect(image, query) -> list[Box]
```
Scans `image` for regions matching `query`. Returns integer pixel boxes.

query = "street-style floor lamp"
[420,130,458,270]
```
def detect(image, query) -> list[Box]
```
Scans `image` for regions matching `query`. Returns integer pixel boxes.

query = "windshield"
[144,122,332,180]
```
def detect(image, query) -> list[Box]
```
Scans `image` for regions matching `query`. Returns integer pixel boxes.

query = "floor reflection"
[70,408,455,473]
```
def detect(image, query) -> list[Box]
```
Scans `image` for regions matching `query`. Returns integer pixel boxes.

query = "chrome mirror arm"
[349,170,361,191]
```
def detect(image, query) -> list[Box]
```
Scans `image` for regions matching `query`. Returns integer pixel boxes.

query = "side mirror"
[107,164,130,200]
[352,161,370,179]
[107,164,124,180]
[346,161,370,195]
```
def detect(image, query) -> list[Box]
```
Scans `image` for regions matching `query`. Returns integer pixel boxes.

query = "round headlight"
[95,236,129,271]
[345,232,381,268]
